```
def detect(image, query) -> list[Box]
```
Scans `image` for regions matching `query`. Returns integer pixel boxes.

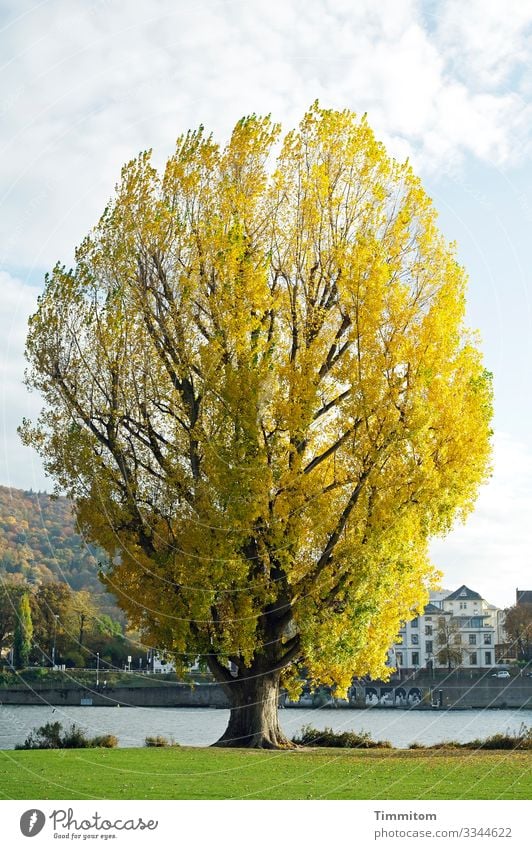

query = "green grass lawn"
[0,747,530,800]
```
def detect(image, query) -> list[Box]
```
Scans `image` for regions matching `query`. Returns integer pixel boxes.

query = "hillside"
[0,485,105,595]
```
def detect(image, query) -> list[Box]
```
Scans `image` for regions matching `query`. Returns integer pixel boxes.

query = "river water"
[0,705,530,749]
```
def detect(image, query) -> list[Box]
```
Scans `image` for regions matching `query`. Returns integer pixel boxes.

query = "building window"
[485,651,492,665]
[411,617,419,628]
[425,625,433,636]
[426,641,433,653]
[412,652,419,666]
[396,652,403,666]
[469,634,477,645]
[470,652,477,665]
[425,616,432,622]
[483,633,492,645]
[411,634,419,645]
[460,602,467,610]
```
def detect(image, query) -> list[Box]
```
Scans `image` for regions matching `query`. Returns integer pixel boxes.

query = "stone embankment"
[347,674,532,710]
[0,682,230,708]
[0,675,531,709]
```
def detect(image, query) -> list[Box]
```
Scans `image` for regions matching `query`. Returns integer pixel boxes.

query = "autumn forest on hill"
[0,485,139,671]
[0,485,103,592]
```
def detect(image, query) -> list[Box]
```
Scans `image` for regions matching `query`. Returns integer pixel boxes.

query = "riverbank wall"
[348,675,532,710]
[0,682,230,708]
[1,675,532,709]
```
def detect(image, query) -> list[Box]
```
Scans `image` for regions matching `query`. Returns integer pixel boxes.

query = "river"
[0,705,530,749]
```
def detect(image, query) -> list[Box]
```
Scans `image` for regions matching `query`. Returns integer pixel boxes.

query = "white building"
[151,653,176,674]
[393,600,451,672]
[442,585,497,669]
[392,585,500,671]
[150,653,203,674]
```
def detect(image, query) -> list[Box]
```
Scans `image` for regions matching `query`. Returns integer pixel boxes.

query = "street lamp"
[51,614,59,668]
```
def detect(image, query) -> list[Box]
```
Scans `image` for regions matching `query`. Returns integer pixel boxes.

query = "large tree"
[21,105,492,747]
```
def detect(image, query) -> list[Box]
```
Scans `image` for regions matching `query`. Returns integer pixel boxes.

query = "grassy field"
[0,747,530,800]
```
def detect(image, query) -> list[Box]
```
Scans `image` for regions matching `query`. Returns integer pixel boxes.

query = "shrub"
[144,735,179,747]
[17,721,64,749]
[473,726,532,751]
[15,721,119,750]
[29,667,48,680]
[63,651,85,669]
[91,734,118,748]
[408,726,531,751]
[292,724,391,749]
[61,724,92,748]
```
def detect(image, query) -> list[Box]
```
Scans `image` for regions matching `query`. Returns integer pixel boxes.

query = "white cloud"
[0,2,531,606]
[431,432,532,609]
[0,0,530,268]
[435,0,532,89]
[0,271,47,491]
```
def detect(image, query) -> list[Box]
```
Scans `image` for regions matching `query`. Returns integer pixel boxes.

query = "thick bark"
[212,669,294,749]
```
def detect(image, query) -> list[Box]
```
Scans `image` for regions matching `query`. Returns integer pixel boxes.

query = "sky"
[0,0,531,607]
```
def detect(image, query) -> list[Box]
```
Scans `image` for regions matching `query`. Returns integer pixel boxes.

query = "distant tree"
[21,105,492,747]
[13,593,33,669]
[504,604,532,662]
[88,631,132,670]
[0,579,26,656]
[436,616,463,670]
[31,581,73,664]
[96,614,123,638]
[70,590,98,653]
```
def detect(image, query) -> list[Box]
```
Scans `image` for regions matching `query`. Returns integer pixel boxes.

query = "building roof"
[516,589,532,605]
[424,602,448,614]
[445,585,482,601]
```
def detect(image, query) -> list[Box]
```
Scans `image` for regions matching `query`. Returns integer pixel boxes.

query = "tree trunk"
[213,669,293,749]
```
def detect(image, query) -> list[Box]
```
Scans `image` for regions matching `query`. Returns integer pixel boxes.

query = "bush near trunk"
[292,724,391,748]
[145,735,180,747]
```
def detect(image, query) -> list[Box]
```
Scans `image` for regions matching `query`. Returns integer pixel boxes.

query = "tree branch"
[313,388,352,421]
[294,467,371,594]
[277,634,302,669]
[304,420,361,475]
